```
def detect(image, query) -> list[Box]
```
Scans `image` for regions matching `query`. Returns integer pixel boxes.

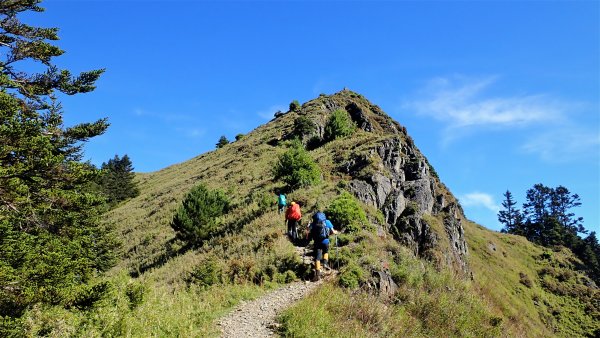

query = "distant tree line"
[498,184,599,283]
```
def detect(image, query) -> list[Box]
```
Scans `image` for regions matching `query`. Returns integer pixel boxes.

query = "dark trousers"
[287,219,298,235]
[314,242,329,262]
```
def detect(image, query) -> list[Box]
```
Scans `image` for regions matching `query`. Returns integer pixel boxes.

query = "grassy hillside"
[21,91,598,337]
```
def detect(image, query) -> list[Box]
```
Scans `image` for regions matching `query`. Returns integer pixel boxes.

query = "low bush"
[289,100,301,112]
[339,264,366,289]
[125,281,146,309]
[326,191,368,232]
[292,116,316,139]
[273,140,321,190]
[188,256,224,288]
[324,109,355,141]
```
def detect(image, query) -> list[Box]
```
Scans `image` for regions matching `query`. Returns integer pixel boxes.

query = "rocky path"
[218,279,321,337]
[219,244,326,337]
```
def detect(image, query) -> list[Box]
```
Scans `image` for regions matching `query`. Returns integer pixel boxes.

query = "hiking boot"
[312,269,322,282]
[323,262,331,270]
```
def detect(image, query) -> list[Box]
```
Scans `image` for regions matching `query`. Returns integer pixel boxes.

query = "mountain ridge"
[77,90,599,337]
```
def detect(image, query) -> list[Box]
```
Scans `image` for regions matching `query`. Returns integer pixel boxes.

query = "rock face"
[304,91,469,274]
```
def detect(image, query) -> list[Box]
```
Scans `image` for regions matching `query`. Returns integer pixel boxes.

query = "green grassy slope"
[22,91,598,337]
[465,221,599,337]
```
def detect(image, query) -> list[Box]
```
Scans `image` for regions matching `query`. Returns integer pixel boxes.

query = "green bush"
[293,116,316,138]
[289,100,301,112]
[273,141,321,190]
[68,281,113,310]
[235,133,244,141]
[188,256,224,288]
[216,135,229,149]
[324,109,355,141]
[125,281,146,309]
[339,264,366,289]
[170,183,231,245]
[326,191,368,232]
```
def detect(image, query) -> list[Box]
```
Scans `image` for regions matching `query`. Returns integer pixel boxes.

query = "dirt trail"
[218,279,321,337]
[219,245,326,337]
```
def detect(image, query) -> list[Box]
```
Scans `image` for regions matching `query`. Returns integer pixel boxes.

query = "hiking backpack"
[311,212,330,242]
[278,194,286,206]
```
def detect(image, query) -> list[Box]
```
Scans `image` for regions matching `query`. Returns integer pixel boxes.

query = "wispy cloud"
[521,127,600,163]
[459,192,501,213]
[406,76,567,129]
[257,105,286,121]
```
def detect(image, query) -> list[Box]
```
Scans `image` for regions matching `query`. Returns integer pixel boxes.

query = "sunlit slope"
[103,90,598,338]
[465,221,599,337]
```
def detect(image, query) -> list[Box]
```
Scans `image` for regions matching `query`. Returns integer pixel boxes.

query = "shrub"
[326,191,368,232]
[273,141,321,190]
[188,256,224,288]
[293,116,316,138]
[125,281,146,309]
[170,183,231,245]
[68,281,113,310]
[324,109,355,141]
[289,100,301,112]
[235,133,244,141]
[216,135,229,149]
[519,272,533,288]
[339,264,366,289]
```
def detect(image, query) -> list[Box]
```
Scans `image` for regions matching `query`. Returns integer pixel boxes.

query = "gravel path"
[219,244,328,337]
[218,279,322,337]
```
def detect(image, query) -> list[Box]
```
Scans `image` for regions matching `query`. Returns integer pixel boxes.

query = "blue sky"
[29,0,598,232]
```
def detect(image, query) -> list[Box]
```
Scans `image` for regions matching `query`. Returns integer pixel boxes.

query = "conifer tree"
[0,0,117,327]
[216,135,229,148]
[498,190,522,234]
[100,154,139,205]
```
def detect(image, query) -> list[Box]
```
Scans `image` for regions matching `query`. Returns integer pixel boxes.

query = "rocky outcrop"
[344,136,468,274]
[299,90,469,274]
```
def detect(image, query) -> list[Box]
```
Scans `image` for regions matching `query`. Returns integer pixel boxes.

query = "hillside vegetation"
[22,91,598,337]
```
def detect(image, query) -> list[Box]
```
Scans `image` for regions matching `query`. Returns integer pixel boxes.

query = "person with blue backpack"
[277,193,287,214]
[306,211,337,280]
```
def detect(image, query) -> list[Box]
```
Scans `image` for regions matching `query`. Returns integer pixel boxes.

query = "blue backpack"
[311,212,330,242]
[278,194,286,206]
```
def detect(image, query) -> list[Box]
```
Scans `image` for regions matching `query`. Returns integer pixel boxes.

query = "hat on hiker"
[290,201,296,206]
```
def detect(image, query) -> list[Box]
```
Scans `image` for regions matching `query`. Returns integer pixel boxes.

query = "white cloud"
[521,127,600,163]
[257,105,286,121]
[459,192,501,213]
[407,76,567,128]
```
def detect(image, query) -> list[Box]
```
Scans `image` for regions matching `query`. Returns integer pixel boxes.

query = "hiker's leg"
[287,219,293,236]
[323,244,330,269]
[315,247,323,272]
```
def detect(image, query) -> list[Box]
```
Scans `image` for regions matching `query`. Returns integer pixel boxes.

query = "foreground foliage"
[0,1,118,333]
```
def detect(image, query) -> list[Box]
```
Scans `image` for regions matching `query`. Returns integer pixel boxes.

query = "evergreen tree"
[100,154,139,205]
[216,135,229,148]
[498,190,522,234]
[171,183,230,245]
[0,0,117,328]
[522,184,552,244]
[501,183,598,283]
[550,186,584,234]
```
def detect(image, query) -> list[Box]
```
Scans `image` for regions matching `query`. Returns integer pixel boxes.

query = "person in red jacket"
[285,201,302,241]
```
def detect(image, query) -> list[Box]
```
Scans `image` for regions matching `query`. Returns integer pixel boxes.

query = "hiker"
[285,201,302,240]
[306,212,336,280]
[277,193,287,214]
